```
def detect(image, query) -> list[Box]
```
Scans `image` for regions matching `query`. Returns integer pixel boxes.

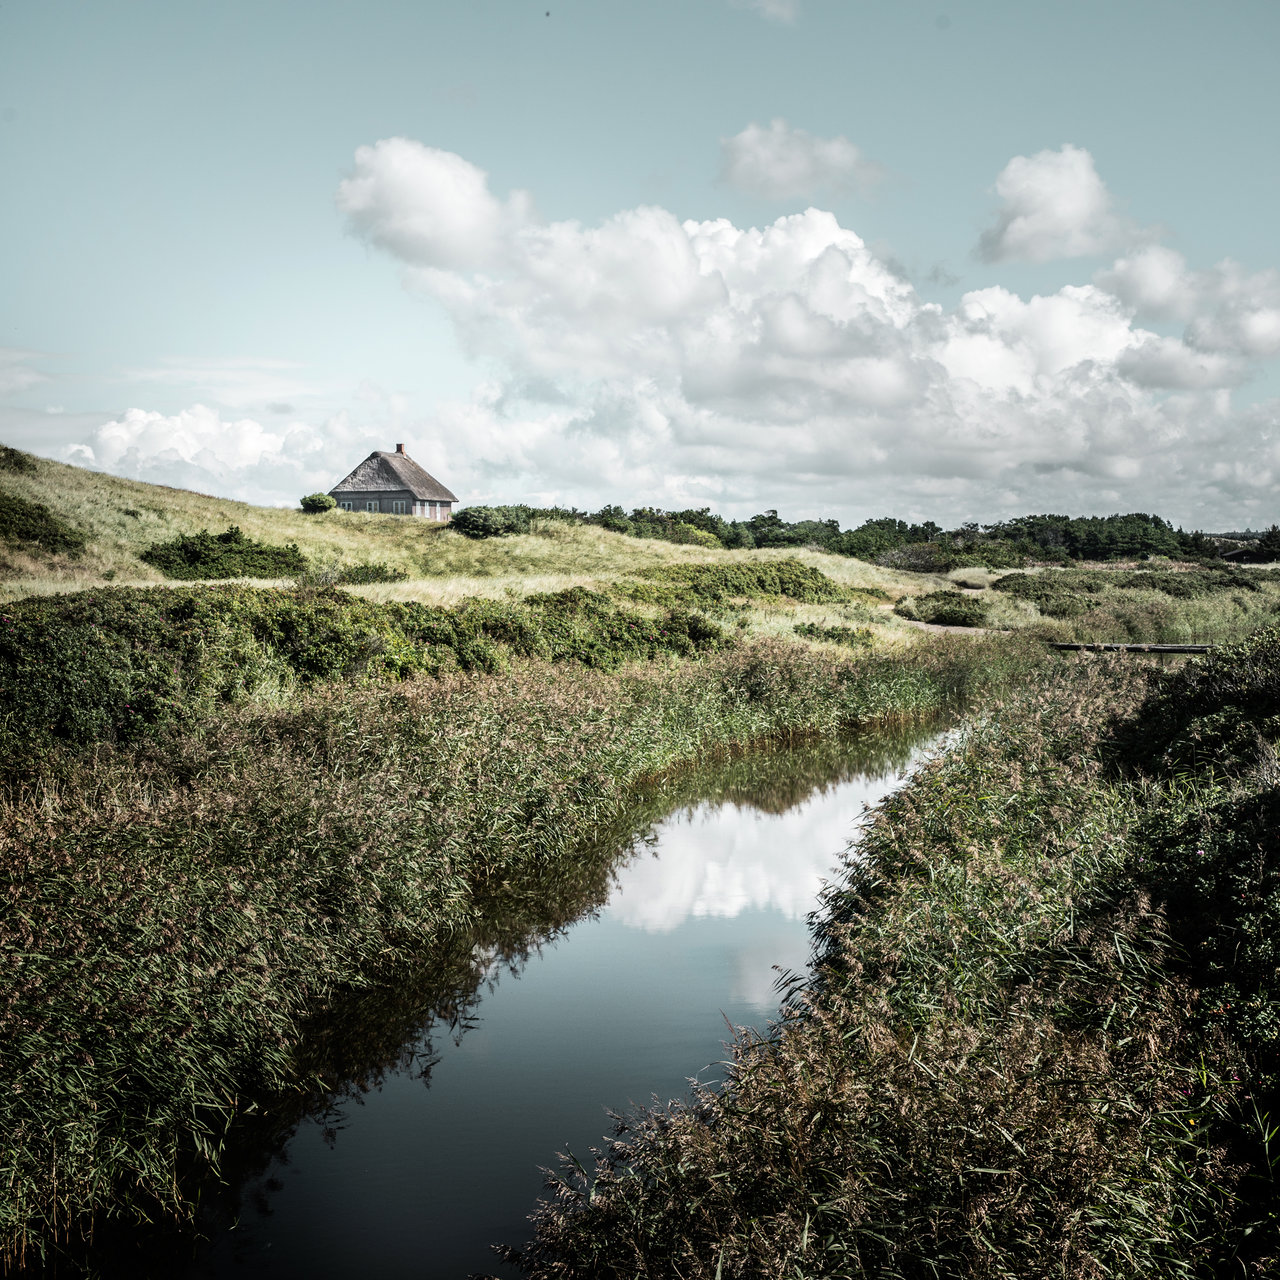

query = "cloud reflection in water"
[605,761,922,935]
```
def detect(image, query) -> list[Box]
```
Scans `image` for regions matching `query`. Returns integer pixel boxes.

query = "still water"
[160,728,940,1280]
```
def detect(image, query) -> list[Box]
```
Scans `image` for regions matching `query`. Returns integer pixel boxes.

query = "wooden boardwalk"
[1050,642,1214,653]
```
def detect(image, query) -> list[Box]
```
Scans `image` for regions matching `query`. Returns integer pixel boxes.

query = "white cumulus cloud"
[52,139,1280,530]
[67,405,379,507]
[977,144,1136,264]
[323,138,1280,525]
[720,119,879,200]
[337,138,533,271]
[1099,246,1280,362]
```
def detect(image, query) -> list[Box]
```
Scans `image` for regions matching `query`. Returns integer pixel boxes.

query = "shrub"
[139,526,308,580]
[299,492,336,514]
[451,505,580,539]
[300,560,410,586]
[0,584,732,772]
[793,621,874,648]
[450,505,532,539]
[0,489,86,555]
[895,589,988,627]
[637,560,846,606]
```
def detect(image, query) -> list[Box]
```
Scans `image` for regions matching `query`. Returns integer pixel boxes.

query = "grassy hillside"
[0,448,945,647]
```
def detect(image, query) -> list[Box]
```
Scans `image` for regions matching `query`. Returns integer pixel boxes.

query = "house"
[329,444,458,521]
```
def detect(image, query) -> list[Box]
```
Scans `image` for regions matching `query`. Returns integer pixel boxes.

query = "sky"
[3,0,1279,529]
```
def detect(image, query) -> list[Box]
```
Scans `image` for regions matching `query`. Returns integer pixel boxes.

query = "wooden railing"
[1049,642,1214,653]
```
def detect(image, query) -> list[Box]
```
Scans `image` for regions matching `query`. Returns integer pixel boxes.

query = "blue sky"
[3,0,1278,527]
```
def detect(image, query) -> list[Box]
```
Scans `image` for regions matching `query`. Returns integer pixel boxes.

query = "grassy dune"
[0,452,943,634]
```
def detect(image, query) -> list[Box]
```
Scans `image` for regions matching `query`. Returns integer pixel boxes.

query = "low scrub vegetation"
[431,501,1238,568]
[894,588,989,627]
[0,583,738,779]
[624,559,849,609]
[0,489,86,556]
[985,564,1280,644]
[792,621,874,648]
[0,604,1037,1265]
[139,525,308,579]
[0,445,38,475]
[507,636,1280,1278]
[299,558,410,586]
[451,504,579,539]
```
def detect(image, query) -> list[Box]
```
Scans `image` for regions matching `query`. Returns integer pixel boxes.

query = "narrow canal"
[142,725,942,1280]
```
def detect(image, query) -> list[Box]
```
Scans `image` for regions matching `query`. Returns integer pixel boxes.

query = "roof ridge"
[329,449,458,502]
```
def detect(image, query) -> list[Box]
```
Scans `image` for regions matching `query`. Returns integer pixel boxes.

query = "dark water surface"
[130,726,941,1280]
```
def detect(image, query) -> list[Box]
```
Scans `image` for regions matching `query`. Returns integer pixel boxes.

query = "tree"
[1256,524,1280,562]
[300,493,336,514]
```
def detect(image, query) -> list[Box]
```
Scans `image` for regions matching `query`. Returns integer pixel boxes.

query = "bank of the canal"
[509,642,1280,1279]
[3,627,1037,1273]
[173,727,943,1280]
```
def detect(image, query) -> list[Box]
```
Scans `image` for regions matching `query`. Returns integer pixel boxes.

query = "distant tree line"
[451,502,1280,568]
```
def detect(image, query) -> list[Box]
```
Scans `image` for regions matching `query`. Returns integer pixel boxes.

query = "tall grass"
[0,627,1037,1269]
[504,652,1276,1278]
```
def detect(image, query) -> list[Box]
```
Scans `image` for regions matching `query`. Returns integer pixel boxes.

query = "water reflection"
[610,779,895,931]
[63,723,942,1280]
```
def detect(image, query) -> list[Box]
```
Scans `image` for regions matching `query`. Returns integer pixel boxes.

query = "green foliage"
[0,584,735,774]
[586,505,739,548]
[0,445,37,474]
[450,505,579,539]
[793,621,874,648]
[895,588,989,627]
[1112,625,1280,776]
[299,492,337,514]
[139,525,308,579]
[987,510,1195,560]
[575,505,1239,566]
[0,489,86,556]
[829,515,943,560]
[1236,524,1280,563]
[300,559,410,586]
[995,565,1277,608]
[988,566,1280,642]
[633,559,847,607]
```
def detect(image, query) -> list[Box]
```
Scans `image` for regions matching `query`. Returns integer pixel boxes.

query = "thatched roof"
[330,448,457,502]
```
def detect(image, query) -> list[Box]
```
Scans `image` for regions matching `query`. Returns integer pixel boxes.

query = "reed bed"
[505,640,1280,1279]
[0,619,1036,1269]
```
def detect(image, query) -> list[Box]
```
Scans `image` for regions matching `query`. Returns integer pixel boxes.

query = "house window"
[392,499,407,515]
[366,500,379,513]
[339,501,353,511]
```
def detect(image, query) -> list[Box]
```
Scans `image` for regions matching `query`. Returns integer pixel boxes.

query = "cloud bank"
[324,137,1279,525]
[64,404,392,507]
[36,138,1279,526]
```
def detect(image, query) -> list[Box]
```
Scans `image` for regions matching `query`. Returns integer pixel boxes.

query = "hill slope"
[0,446,931,605]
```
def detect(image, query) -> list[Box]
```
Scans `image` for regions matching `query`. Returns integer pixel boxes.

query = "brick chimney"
[395,442,405,453]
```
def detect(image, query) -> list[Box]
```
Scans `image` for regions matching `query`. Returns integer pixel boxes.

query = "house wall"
[330,488,453,520]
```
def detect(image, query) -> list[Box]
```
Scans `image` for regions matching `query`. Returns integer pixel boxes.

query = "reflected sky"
[134,730,940,1280]
[607,761,925,933]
